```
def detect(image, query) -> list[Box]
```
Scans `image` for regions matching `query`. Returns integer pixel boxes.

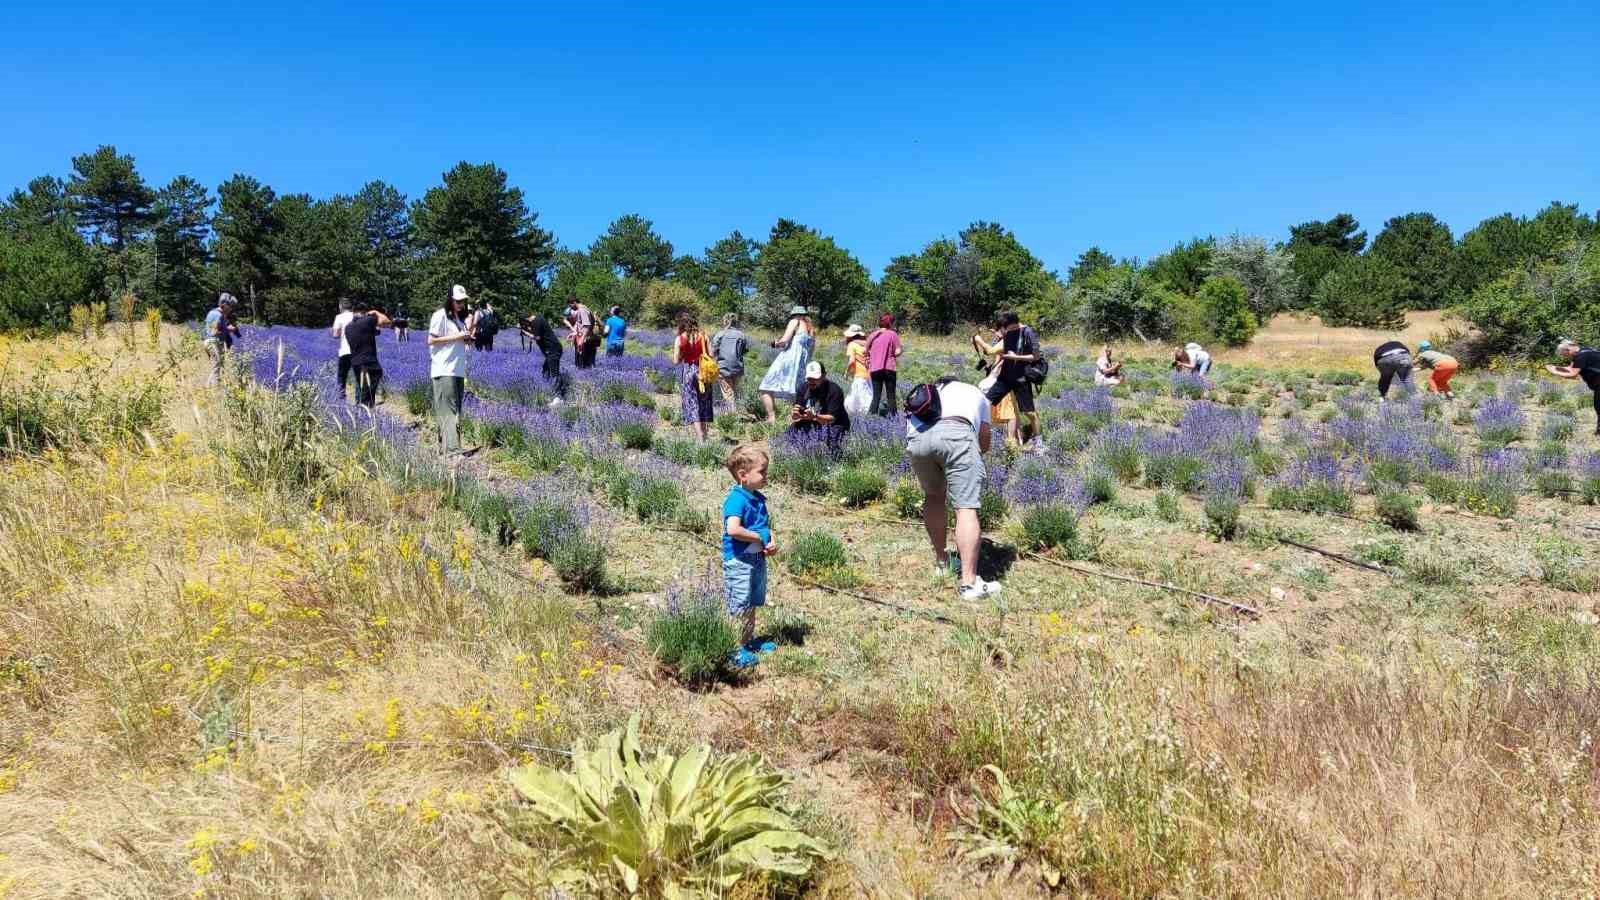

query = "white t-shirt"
[332,310,355,356]
[907,381,992,437]
[428,308,469,378]
[1186,343,1212,375]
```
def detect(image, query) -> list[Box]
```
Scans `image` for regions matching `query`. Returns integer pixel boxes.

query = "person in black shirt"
[978,310,1041,445]
[343,302,392,408]
[1372,340,1413,401]
[788,361,850,454]
[1548,339,1600,435]
[522,314,566,385]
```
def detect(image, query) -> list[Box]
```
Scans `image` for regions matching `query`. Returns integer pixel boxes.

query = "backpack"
[477,309,499,336]
[1020,326,1048,386]
[905,382,942,424]
[695,334,719,391]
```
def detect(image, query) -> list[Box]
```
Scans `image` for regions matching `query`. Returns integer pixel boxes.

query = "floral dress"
[758,329,814,399]
[677,333,714,424]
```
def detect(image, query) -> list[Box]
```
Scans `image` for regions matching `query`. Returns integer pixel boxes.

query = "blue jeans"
[722,551,768,615]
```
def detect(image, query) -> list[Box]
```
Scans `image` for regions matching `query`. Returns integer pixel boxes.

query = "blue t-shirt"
[604,315,627,348]
[721,485,770,559]
[204,308,223,337]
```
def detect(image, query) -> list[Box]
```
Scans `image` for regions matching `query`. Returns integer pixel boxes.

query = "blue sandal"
[748,640,778,655]
[730,648,761,668]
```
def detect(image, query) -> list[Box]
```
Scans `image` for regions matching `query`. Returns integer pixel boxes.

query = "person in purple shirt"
[865,313,904,416]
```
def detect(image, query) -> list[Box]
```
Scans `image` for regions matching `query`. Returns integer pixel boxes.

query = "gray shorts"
[907,421,986,510]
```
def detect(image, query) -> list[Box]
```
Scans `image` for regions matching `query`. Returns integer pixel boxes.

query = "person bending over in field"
[1547,339,1600,436]
[721,443,779,669]
[1372,339,1413,402]
[905,378,1001,601]
[1415,340,1458,400]
[1173,342,1212,377]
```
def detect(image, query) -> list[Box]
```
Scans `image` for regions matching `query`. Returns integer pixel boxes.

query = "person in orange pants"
[1415,340,1458,399]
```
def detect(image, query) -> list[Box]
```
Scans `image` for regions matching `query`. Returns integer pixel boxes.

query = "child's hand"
[764,541,778,555]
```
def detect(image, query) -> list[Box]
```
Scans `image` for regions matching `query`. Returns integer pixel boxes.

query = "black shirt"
[1374,341,1407,363]
[1575,348,1600,389]
[797,378,850,432]
[345,314,381,368]
[526,315,562,354]
[998,326,1038,381]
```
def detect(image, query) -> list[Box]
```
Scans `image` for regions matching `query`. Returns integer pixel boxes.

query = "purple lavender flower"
[1473,398,1525,446]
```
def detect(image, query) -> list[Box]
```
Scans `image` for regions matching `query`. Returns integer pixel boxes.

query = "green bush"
[615,421,654,450]
[1374,489,1420,531]
[403,381,431,416]
[890,479,923,519]
[1202,493,1241,540]
[770,452,833,495]
[1532,536,1597,593]
[1083,468,1117,505]
[835,465,887,507]
[631,475,687,523]
[1021,504,1079,552]
[1313,254,1407,329]
[1534,469,1573,499]
[1153,489,1182,522]
[646,600,740,688]
[1198,275,1258,347]
[0,368,165,457]
[785,529,849,578]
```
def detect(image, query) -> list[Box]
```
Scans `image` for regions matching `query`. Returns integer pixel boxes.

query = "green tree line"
[1,145,1594,354]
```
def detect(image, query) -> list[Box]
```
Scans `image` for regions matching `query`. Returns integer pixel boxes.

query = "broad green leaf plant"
[507,713,830,898]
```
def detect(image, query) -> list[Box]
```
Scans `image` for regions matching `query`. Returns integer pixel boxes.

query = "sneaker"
[959,577,1003,601]
[747,640,777,655]
[730,648,760,668]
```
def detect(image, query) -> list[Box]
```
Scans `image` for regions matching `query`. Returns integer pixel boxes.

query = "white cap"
[805,361,823,379]
[451,285,470,301]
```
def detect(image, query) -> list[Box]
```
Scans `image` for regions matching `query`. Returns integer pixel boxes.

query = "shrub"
[0,368,166,457]
[1313,254,1407,329]
[632,475,687,523]
[454,479,519,546]
[890,479,923,519]
[1202,492,1241,540]
[978,482,1009,531]
[1459,452,1521,518]
[1083,468,1117,505]
[403,382,431,416]
[1320,370,1364,386]
[1532,536,1597,593]
[506,714,829,896]
[1153,489,1182,522]
[835,465,887,507]
[1534,469,1573,499]
[1404,543,1461,586]
[647,580,741,687]
[615,420,654,450]
[1374,489,1420,531]
[1580,453,1600,504]
[1423,471,1463,504]
[1198,275,1258,346]
[1091,423,1142,483]
[1020,504,1079,552]
[1538,414,1575,441]
[641,279,709,328]
[1473,398,1525,447]
[785,529,849,578]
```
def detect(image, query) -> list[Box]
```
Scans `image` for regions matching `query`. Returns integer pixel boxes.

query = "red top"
[677,333,705,364]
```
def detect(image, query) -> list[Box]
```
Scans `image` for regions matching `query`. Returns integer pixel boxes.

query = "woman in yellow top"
[841,324,873,417]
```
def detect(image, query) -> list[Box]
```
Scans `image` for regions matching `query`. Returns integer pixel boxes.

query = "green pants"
[432,375,464,453]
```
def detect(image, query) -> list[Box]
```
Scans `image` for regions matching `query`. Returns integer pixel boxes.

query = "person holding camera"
[428,285,474,454]
[343,300,393,409]
[976,310,1042,446]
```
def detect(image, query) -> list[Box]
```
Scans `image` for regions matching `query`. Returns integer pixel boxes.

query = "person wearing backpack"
[978,310,1043,446]
[904,379,1001,601]
[473,301,500,352]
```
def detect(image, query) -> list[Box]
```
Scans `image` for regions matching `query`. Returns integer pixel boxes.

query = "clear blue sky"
[4,1,1596,275]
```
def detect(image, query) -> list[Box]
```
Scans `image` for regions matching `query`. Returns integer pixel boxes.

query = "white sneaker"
[959,577,1002,601]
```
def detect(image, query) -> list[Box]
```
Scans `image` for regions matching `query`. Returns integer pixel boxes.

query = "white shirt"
[332,310,355,356]
[1185,343,1212,375]
[907,381,992,437]
[428,308,469,378]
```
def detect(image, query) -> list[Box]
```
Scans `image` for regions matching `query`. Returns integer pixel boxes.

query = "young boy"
[722,443,779,667]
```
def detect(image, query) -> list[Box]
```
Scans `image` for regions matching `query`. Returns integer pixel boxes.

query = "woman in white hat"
[841,323,872,417]
[757,305,816,422]
[427,285,474,454]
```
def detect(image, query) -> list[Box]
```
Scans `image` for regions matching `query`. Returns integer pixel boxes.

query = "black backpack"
[477,309,499,336]
[905,382,942,424]
[1020,326,1048,385]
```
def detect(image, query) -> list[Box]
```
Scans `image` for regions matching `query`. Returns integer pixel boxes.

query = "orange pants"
[1428,362,1458,393]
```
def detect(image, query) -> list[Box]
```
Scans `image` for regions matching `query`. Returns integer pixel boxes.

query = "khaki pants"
[433,376,464,453]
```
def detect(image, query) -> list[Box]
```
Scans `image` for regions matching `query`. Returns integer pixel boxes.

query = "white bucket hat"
[451,284,470,302]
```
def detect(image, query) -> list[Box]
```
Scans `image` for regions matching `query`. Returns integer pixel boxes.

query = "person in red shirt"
[670,312,716,441]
